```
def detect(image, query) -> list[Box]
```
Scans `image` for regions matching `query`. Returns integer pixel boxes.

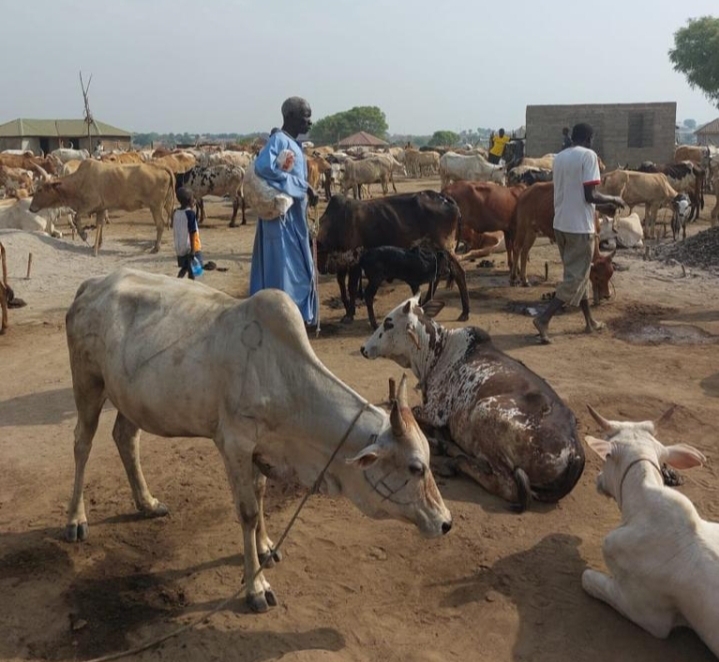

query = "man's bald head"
[280,97,312,139]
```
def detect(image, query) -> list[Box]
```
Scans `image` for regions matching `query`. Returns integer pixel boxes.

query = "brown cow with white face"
[360,297,585,511]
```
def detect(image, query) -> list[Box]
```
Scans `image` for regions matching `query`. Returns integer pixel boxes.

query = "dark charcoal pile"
[658,226,719,270]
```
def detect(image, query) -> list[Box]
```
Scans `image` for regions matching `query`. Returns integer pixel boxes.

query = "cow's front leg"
[253,467,282,567]
[582,569,674,639]
[216,434,275,612]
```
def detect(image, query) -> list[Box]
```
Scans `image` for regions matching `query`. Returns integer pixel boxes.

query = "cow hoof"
[457,312,469,322]
[265,589,278,607]
[521,282,530,288]
[259,548,283,567]
[142,501,169,518]
[66,522,88,542]
[229,222,238,228]
[150,246,160,254]
[340,315,354,325]
[247,593,271,613]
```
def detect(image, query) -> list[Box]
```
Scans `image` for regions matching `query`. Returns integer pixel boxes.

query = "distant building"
[694,117,719,146]
[0,118,132,154]
[525,102,677,168]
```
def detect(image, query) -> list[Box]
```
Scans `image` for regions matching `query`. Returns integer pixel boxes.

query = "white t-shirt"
[552,146,601,234]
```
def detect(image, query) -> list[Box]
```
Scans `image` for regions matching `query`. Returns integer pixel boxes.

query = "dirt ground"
[1,178,718,662]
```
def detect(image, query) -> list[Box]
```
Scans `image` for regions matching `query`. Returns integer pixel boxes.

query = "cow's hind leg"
[66,383,106,542]
[150,207,164,253]
[582,570,675,639]
[450,448,527,509]
[254,469,281,567]
[112,412,168,517]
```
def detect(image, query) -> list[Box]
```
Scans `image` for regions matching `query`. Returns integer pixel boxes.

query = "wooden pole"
[26,252,33,279]
[388,377,396,402]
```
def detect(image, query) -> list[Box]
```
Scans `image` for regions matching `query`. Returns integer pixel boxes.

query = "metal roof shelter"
[337,131,388,148]
[694,117,719,146]
[0,117,131,153]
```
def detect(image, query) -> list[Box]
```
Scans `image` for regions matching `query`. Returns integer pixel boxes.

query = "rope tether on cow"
[81,402,371,662]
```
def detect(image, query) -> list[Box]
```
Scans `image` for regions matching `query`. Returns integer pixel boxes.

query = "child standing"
[173,187,202,279]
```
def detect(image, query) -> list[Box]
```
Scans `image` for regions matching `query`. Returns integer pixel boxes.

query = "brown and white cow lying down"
[65,269,451,612]
[360,297,585,511]
[583,407,717,656]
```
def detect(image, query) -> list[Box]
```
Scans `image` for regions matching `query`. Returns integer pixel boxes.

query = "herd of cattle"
[1,137,718,653]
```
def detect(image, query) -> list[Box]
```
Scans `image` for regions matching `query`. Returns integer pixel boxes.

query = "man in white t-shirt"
[533,123,624,344]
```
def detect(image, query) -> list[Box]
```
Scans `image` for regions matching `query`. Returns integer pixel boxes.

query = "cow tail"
[163,166,176,225]
[513,468,531,512]
[0,241,7,288]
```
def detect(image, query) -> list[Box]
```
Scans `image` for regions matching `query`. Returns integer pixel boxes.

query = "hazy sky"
[3,1,717,135]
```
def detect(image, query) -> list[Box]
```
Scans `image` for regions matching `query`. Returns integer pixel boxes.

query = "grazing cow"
[439,152,505,188]
[442,180,525,271]
[175,165,246,226]
[583,406,717,656]
[50,148,90,163]
[342,156,404,199]
[637,160,704,224]
[510,182,617,302]
[360,298,585,510]
[358,246,451,328]
[65,269,452,612]
[29,160,175,255]
[405,149,440,178]
[317,191,470,323]
[599,170,691,239]
[0,166,34,195]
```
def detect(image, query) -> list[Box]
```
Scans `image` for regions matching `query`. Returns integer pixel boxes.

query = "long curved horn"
[587,405,615,432]
[397,373,409,408]
[390,399,407,437]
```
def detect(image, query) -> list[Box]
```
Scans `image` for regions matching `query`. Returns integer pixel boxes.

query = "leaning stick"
[26,253,33,279]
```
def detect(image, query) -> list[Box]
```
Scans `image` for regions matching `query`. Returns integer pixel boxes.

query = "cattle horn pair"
[390,374,410,437]
[587,404,678,434]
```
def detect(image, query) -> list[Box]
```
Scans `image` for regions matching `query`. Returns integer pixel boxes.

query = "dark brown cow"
[361,297,585,511]
[510,182,616,304]
[316,191,469,323]
[442,181,526,272]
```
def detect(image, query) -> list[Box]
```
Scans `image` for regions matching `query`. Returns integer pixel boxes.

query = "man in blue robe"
[250,97,319,325]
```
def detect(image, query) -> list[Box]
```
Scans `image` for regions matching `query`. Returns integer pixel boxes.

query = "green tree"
[310,106,388,144]
[669,16,719,108]
[683,118,697,129]
[428,130,460,147]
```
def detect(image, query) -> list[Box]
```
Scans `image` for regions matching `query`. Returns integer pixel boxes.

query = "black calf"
[359,246,450,329]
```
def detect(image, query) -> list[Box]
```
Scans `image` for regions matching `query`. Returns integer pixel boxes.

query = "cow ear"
[663,443,705,470]
[346,443,384,469]
[585,435,613,460]
[50,180,63,188]
[421,300,445,318]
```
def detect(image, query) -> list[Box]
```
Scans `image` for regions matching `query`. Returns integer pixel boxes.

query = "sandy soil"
[1,179,718,662]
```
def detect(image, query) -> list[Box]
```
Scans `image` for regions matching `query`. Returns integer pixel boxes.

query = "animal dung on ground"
[658,226,719,271]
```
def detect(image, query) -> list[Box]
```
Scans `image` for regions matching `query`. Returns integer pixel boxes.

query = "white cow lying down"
[65,269,451,612]
[0,198,72,236]
[583,406,718,656]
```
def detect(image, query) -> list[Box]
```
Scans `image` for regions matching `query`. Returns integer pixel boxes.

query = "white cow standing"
[64,269,452,613]
[583,406,718,656]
